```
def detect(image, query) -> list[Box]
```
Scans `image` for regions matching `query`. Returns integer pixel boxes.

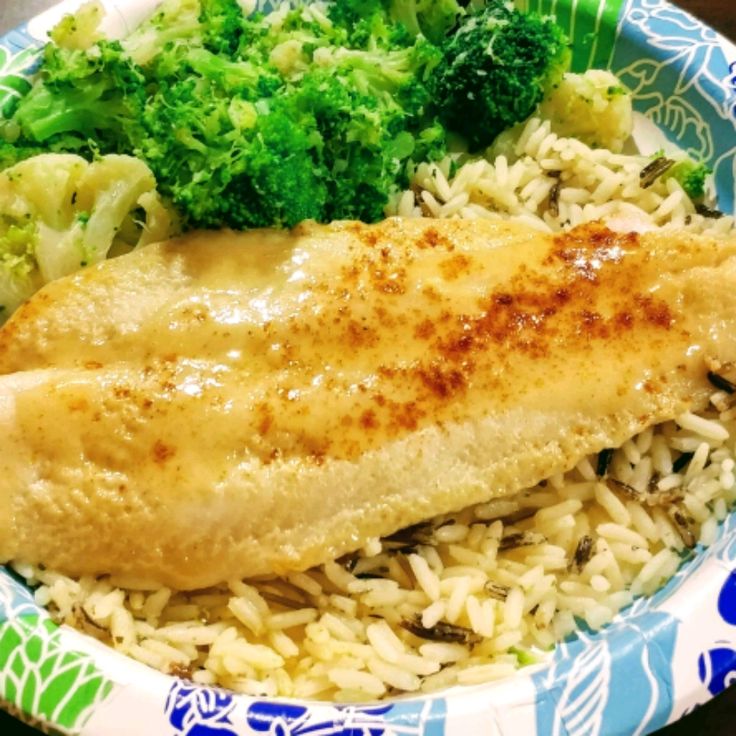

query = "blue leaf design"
[611,0,736,213]
[246,702,309,733]
[165,682,237,736]
[717,571,736,626]
[533,611,678,736]
[243,698,445,736]
[0,568,42,623]
[697,647,736,696]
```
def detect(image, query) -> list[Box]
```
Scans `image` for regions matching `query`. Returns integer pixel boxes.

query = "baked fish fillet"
[1,218,736,589]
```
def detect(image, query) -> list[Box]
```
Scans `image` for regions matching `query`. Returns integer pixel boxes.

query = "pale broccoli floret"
[0,215,43,318]
[49,1,105,51]
[122,0,203,66]
[539,69,633,153]
[0,154,176,320]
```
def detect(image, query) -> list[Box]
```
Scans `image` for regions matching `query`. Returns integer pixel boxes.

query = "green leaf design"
[516,0,626,71]
[0,43,40,119]
[0,615,115,731]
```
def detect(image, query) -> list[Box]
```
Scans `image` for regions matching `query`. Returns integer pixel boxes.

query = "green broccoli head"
[666,159,710,200]
[389,0,464,44]
[141,78,328,229]
[430,0,571,150]
[10,41,146,150]
[3,0,450,232]
[199,0,246,57]
[0,139,47,170]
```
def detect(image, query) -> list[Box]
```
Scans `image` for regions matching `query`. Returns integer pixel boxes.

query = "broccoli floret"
[327,0,389,47]
[430,0,571,150]
[0,139,47,170]
[154,93,329,229]
[10,42,145,150]
[122,0,203,66]
[0,154,174,319]
[199,0,246,57]
[48,0,105,51]
[3,0,449,231]
[388,0,464,44]
[666,159,710,200]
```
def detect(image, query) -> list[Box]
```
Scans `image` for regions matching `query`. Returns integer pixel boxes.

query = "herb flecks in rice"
[388,117,735,238]
[708,371,736,395]
[607,477,642,501]
[696,203,725,219]
[571,535,595,572]
[596,448,614,478]
[639,156,675,189]
[400,616,481,645]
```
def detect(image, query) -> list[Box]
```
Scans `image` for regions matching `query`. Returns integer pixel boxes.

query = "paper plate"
[1,2,735,734]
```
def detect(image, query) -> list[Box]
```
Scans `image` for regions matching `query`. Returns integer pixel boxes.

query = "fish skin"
[0,217,735,589]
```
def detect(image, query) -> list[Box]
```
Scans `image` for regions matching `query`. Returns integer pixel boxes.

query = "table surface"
[0,0,734,734]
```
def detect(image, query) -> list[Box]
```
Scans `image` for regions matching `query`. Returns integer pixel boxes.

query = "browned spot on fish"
[152,440,175,464]
[418,362,467,399]
[414,319,436,340]
[360,409,379,429]
[114,386,131,400]
[440,254,473,281]
[256,403,273,436]
[345,320,378,349]
[372,267,406,295]
[422,285,442,302]
[422,227,441,248]
[635,294,674,328]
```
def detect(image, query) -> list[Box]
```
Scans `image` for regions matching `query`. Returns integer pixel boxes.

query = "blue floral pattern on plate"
[610,0,736,212]
[532,611,678,736]
[164,681,446,736]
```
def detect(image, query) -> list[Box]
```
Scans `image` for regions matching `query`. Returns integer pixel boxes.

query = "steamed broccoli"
[0,214,41,317]
[2,0,453,229]
[2,0,576,230]
[7,41,145,150]
[429,0,571,150]
[388,0,464,44]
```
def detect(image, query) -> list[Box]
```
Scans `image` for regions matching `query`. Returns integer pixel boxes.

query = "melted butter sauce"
[4,219,734,469]
[174,224,671,461]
